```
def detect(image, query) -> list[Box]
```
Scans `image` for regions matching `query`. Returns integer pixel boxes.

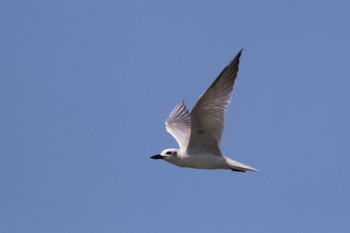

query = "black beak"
[150,154,164,159]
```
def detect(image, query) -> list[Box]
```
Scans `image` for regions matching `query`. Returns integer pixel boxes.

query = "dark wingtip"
[231,169,246,172]
[236,48,243,59]
[229,48,243,65]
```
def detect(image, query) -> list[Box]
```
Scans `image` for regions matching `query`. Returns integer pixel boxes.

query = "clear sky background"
[1,1,350,232]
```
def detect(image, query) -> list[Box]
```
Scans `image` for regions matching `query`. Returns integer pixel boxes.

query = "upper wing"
[187,49,243,155]
[165,101,191,150]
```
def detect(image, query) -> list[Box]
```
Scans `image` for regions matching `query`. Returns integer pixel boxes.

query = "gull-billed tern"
[151,49,257,172]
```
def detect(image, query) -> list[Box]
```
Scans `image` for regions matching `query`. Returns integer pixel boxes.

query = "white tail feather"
[226,158,258,172]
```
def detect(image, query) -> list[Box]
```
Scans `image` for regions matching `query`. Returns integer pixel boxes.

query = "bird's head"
[150,148,180,162]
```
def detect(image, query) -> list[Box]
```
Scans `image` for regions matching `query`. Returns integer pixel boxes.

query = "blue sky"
[1,0,350,232]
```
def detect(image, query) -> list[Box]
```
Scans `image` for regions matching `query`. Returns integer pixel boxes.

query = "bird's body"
[156,148,257,172]
[151,49,257,172]
[163,150,228,169]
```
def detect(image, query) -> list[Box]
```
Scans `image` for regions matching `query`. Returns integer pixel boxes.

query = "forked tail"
[226,158,258,172]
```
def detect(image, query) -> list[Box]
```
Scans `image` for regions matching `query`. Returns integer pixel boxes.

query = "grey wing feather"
[165,101,191,150]
[187,49,243,155]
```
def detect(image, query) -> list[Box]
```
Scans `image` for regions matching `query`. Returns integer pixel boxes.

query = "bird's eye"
[166,151,172,155]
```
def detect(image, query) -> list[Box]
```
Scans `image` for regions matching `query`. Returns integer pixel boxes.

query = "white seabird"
[151,49,257,172]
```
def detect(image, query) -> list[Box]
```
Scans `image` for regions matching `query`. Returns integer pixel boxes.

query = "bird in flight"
[151,49,257,172]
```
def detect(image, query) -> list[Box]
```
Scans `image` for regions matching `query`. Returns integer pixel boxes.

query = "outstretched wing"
[187,49,243,155]
[165,101,191,150]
